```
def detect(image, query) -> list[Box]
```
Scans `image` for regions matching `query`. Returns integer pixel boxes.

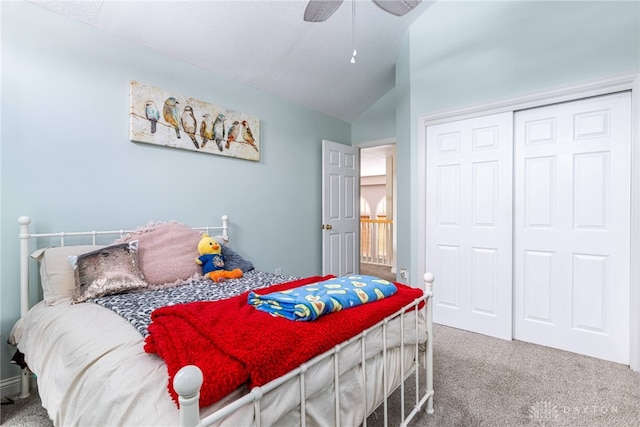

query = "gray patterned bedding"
[92,270,299,337]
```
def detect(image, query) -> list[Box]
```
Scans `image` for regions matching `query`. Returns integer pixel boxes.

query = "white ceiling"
[361,144,394,177]
[34,0,434,123]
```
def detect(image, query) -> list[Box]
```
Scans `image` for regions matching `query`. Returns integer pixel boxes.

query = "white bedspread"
[13,298,181,426]
[12,294,426,426]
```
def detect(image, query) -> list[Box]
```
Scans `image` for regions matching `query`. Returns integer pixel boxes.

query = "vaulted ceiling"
[34,0,435,123]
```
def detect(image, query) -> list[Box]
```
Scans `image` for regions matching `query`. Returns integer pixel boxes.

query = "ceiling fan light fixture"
[304,0,344,22]
[350,0,357,64]
[372,0,422,16]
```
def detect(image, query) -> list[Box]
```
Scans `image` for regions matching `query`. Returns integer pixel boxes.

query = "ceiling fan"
[304,0,422,22]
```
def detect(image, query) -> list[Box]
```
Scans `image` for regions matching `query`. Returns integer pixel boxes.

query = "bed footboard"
[175,273,435,427]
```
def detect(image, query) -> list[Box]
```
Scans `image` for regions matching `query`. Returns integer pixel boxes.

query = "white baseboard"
[1,374,35,399]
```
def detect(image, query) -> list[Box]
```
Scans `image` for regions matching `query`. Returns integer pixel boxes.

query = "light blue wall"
[351,88,396,144]
[408,1,640,115]
[395,36,412,286]
[0,1,350,381]
[393,1,640,285]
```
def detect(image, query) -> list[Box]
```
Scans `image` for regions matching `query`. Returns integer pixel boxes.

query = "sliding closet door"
[426,112,513,340]
[514,92,631,364]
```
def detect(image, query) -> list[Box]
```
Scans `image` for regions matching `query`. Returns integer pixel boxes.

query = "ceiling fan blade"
[372,0,422,16]
[304,0,344,22]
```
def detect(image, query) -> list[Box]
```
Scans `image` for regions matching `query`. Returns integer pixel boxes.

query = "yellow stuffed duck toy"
[195,234,243,282]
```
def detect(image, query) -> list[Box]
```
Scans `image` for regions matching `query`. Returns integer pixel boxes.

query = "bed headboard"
[17,215,229,319]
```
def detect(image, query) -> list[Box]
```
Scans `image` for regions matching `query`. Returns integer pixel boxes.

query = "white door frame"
[417,72,640,370]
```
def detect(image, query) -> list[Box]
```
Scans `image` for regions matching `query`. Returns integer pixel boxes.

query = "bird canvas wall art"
[129,81,260,161]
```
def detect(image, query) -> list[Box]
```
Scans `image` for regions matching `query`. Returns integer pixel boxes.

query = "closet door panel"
[426,112,513,340]
[514,92,631,364]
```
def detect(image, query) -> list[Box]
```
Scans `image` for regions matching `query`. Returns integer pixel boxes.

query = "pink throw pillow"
[115,222,202,286]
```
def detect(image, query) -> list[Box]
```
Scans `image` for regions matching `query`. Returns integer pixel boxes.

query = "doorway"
[359,144,397,283]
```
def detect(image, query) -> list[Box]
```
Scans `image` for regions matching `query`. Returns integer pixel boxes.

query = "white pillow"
[31,245,104,305]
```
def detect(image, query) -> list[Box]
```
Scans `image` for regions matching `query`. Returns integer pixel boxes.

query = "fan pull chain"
[351,0,357,64]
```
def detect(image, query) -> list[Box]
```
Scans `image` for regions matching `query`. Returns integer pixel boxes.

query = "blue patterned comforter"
[248,275,397,321]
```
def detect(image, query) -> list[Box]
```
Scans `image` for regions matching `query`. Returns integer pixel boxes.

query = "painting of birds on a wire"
[129,80,260,161]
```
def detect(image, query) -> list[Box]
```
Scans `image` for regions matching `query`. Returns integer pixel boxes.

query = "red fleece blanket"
[144,275,424,408]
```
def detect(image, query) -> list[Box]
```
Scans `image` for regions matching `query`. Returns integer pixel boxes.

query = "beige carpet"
[1,390,51,427]
[3,324,640,426]
[369,324,640,426]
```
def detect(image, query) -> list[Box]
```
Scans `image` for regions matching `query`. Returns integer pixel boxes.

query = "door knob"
[325,224,333,230]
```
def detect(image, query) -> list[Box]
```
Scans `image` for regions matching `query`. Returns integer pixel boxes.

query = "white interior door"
[322,140,360,276]
[514,92,631,364]
[426,112,514,340]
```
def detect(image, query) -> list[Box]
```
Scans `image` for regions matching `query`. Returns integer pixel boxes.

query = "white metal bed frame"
[16,215,434,427]
[175,278,434,427]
